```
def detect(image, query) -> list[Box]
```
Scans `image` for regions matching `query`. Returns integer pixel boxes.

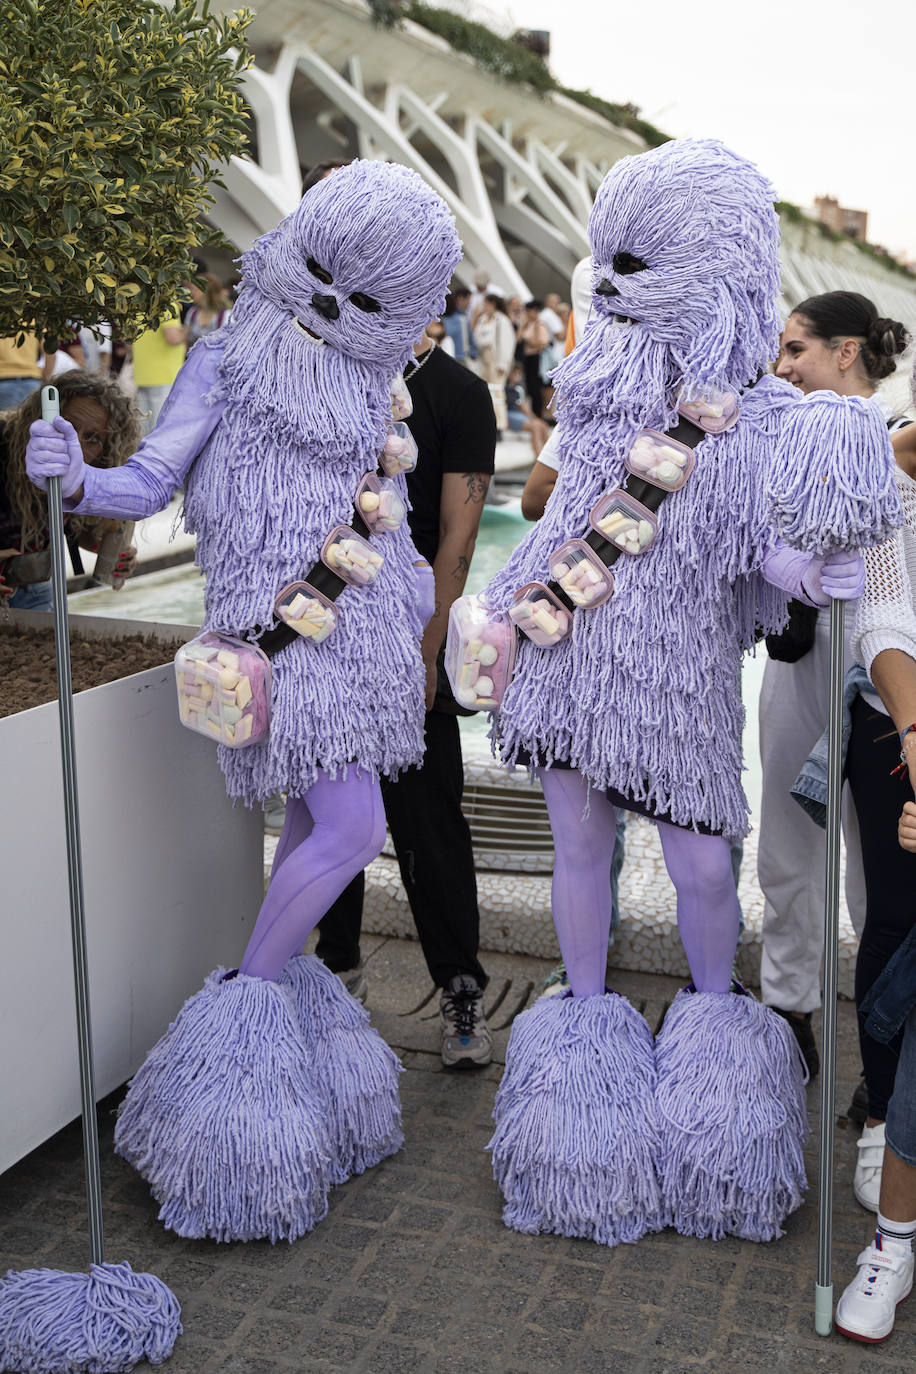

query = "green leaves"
[0,0,252,342]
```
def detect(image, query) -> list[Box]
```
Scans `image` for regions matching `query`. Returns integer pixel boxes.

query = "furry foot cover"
[489,992,666,1245]
[655,989,808,1241]
[114,971,332,1243]
[0,1261,180,1374]
[280,955,403,1184]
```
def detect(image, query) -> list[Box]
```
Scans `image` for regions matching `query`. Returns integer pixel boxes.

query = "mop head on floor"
[280,954,403,1184]
[655,988,809,1241]
[489,991,666,1245]
[114,970,332,1243]
[0,1259,180,1373]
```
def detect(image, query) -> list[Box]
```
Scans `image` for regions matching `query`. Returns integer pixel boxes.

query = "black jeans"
[316,710,488,989]
[847,693,916,1120]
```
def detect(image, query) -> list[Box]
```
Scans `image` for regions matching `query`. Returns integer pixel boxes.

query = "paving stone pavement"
[1,934,912,1374]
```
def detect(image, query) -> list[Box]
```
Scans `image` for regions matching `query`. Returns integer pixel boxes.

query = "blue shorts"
[507,408,525,433]
[886,1005,916,1165]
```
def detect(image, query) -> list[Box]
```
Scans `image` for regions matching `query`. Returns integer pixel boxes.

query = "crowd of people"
[9,147,916,1348]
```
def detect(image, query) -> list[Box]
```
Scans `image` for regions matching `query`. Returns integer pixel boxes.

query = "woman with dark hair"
[0,369,140,608]
[474,292,516,387]
[759,290,909,1195]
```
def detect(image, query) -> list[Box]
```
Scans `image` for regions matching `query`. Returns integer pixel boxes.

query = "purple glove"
[801,549,865,606]
[26,417,87,498]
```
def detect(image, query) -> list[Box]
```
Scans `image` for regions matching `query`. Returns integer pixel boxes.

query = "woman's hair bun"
[868,317,908,358]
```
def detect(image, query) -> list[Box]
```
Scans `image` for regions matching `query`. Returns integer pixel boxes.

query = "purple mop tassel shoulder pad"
[768,390,903,553]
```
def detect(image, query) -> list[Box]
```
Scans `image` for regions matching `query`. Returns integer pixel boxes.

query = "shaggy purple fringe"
[0,1261,180,1373]
[179,160,463,804]
[655,989,808,1242]
[768,390,903,554]
[489,993,666,1246]
[280,955,403,1184]
[114,971,332,1244]
[482,375,798,841]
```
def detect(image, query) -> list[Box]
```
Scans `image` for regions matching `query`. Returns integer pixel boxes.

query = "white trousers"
[757,612,866,1013]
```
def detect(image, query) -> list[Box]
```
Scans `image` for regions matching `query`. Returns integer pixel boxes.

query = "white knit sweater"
[853,464,916,714]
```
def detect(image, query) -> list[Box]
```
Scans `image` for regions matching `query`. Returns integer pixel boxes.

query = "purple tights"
[238,768,386,981]
[538,768,739,996]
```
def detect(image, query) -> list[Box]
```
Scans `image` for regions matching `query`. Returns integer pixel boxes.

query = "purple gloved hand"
[26,417,87,498]
[801,549,865,606]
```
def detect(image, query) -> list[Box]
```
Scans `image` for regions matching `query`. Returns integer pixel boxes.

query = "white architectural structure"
[211,0,916,324]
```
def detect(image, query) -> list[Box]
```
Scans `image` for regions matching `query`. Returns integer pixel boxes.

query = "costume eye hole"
[349,291,382,314]
[612,252,648,275]
[307,256,333,286]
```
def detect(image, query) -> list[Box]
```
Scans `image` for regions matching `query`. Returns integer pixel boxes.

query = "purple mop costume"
[480,140,901,1247]
[29,161,463,1243]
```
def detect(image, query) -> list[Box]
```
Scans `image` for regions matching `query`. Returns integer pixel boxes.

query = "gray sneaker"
[440,975,492,1069]
[263,792,287,834]
[337,964,368,1004]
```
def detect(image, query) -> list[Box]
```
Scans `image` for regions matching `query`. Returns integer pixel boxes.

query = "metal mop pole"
[42,384,105,1267]
[815,594,844,1335]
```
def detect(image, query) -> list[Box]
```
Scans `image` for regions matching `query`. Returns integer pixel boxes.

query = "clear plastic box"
[508,583,573,647]
[390,373,413,421]
[548,539,615,605]
[321,526,385,586]
[274,581,338,643]
[355,473,407,533]
[444,594,516,711]
[378,421,418,477]
[174,631,271,748]
[626,429,695,492]
[677,385,739,434]
[589,490,658,555]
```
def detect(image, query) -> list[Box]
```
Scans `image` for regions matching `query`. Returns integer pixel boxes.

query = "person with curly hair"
[0,368,140,608]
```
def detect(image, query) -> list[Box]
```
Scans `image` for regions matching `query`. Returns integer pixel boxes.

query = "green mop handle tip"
[814,1283,833,1335]
[41,384,60,420]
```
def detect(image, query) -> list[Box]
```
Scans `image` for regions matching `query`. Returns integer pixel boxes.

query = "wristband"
[900,724,916,747]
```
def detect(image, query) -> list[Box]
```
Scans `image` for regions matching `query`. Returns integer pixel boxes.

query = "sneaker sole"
[441,1053,492,1070]
[853,1183,881,1213]
[836,1284,912,1342]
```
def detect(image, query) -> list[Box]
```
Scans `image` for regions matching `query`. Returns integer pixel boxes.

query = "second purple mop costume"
[26,161,462,1242]
[456,140,902,1244]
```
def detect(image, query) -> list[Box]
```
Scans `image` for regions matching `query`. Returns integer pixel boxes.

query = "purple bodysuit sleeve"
[65,342,227,519]
[760,539,819,605]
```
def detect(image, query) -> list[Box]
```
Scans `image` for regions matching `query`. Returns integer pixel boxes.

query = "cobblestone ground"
[1,936,912,1374]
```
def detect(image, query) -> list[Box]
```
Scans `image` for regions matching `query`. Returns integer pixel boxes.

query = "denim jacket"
[860,923,916,1043]
[790,662,873,829]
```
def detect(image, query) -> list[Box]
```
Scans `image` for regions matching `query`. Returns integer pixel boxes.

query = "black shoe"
[771,1006,819,1078]
[847,1076,869,1126]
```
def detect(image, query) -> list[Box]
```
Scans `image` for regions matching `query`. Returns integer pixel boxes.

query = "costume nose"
[596,279,620,298]
[311,292,340,321]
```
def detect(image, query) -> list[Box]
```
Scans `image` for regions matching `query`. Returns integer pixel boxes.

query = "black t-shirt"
[403,346,496,565]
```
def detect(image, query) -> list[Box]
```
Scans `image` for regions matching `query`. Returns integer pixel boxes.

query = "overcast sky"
[465,0,916,259]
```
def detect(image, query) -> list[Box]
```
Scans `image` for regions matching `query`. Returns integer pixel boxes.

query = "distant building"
[814,196,868,242]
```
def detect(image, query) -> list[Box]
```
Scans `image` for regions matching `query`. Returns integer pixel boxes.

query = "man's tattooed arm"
[462,472,489,504]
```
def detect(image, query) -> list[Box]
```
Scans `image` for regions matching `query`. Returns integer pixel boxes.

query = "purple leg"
[239,769,386,981]
[270,794,315,875]
[538,767,618,998]
[656,822,739,993]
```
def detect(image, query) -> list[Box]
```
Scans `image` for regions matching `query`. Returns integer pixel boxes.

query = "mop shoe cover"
[768,391,902,554]
[0,1260,180,1373]
[114,970,332,1243]
[655,989,808,1241]
[489,992,665,1245]
[280,954,403,1184]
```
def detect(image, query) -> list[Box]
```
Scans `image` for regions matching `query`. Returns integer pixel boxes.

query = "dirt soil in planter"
[1,625,181,718]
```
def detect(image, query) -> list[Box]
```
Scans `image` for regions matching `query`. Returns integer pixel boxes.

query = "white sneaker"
[439,975,492,1068]
[835,1242,914,1342]
[337,964,367,1004]
[854,1122,886,1212]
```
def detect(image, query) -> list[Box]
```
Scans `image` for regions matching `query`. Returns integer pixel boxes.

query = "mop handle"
[42,385,105,1267]
[815,594,844,1335]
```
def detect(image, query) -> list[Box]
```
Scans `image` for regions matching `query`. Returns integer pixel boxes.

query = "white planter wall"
[1,612,262,1171]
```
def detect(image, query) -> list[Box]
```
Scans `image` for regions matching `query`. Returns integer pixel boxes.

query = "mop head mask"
[214,160,462,447]
[555,138,782,424]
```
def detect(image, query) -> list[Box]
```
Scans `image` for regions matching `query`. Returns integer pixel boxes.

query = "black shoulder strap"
[546,414,706,612]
